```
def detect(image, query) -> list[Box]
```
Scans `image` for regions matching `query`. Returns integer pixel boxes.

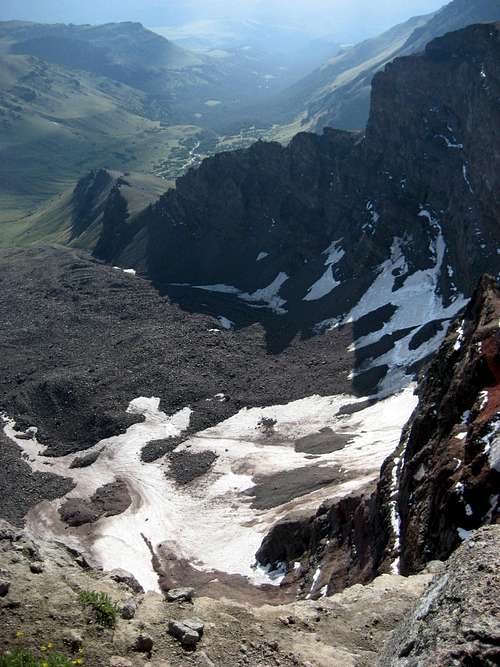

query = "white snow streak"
[304,240,345,302]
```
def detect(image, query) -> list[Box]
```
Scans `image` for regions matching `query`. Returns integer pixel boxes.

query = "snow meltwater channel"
[3,388,417,593]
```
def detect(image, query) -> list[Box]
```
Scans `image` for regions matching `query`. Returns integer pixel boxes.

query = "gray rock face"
[378,526,500,666]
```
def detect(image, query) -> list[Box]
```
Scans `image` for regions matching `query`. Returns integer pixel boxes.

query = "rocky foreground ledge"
[0,519,498,666]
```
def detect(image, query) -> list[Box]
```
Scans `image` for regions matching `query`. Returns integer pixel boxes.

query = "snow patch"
[217,316,234,330]
[304,240,345,302]
[462,164,474,193]
[256,252,269,262]
[457,527,473,541]
[453,321,465,351]
[336,210,466,392]
[3,387,417,595]
[195,273,289,314]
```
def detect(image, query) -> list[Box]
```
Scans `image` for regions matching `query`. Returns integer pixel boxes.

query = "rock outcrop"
[379,525,500,666]
[390,274,500,575]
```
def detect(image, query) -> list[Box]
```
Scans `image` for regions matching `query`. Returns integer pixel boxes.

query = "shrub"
[79,590,118,628]
[0,648,74,666]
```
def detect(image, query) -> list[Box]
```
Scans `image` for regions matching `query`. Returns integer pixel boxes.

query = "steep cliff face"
[393,275,500,575]
[256,275,500,598]
[97,23,500,392]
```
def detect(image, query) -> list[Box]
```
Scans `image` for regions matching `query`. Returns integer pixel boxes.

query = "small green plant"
[0,648,74,666]
[79,590,118,628]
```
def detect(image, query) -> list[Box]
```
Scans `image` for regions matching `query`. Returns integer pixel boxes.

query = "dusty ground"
[0,520,436,667]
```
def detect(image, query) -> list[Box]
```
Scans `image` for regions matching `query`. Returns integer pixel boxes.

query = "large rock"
[0,579,10,597]
[166,587,194,603]
[379,526,500,666]
[59,479,132,528]
[109,569,144,594]
[168,618,204,647]
[120,598,138,620]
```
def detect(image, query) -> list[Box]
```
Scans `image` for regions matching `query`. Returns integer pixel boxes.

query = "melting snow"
[256,252,269,262]
[436,134,463,149]
[330,210,467,393]
[480,415,500,470]
[457,527,473,541]
[217,316,234,330]
[194,273,289,314]
[453,321,465,351]
[304,240,345,302]
[2,386,417,594]
[306,566,322,599]
[462,164,474,193]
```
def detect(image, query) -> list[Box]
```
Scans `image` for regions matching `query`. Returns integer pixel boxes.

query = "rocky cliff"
[379,526,500,666]
[256,275,500,599]
[302,0,500,132]
[95,22,500,392]
[391,274,500,575]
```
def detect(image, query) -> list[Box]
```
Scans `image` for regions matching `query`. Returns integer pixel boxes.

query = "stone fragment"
[168,618,204,646]
[121,598,138,620]
[133,633,154,653]
[63,629,84,653]
[0,579,10,597]
[166,587,194,603]
[30,562,44,574]
[110,569,144,594]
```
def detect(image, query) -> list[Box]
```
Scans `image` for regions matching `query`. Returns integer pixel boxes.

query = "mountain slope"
[0,34,206,230]
[277,0,500,133]
[93,22,500,392]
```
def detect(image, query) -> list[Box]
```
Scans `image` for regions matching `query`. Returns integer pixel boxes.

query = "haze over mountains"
[0,0,446,43]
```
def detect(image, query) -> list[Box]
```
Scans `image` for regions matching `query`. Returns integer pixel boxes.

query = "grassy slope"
[8,170,168,249]
[0,46,203,243]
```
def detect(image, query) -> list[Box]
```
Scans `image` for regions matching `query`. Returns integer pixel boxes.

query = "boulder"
[29,562,44,574]
[166,587,194,603]
[183,618,205,638]
[0,579,10,597]
[133,633,154,654]
[121,598,138,620]
[168,618,204,647]
[109,569,144,594]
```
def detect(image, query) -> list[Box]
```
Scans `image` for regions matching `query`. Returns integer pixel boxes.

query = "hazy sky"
[0,0,448,40]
